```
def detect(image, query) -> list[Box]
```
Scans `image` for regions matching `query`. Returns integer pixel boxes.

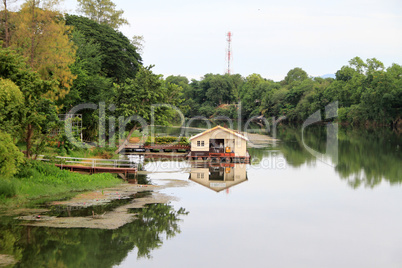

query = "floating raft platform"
[187,151,250,163]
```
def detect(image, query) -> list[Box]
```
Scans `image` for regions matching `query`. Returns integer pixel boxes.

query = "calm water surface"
[1,126,401,267]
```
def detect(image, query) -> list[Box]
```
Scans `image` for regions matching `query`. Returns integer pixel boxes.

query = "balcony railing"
[210,148,224,153]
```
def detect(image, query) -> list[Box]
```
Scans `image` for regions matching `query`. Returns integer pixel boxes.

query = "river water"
[1,125,401,267]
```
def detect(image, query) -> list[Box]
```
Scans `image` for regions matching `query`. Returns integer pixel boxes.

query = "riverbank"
[0,160,121,209]
[15,179,189,229]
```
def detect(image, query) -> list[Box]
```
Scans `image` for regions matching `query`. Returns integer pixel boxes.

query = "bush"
[155,136,179,144]
[0,131,24,177]
[179,137,190,146]
[337,107,349,122]
[144,136,190,146]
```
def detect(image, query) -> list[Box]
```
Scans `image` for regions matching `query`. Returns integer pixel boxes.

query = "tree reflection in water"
[249,125,401,189]
[0,203,188,267]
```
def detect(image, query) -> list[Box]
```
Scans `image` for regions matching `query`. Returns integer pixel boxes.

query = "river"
[0,125,401,267]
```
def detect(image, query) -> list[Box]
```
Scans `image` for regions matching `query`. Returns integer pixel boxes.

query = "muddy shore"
[16,179,189,230]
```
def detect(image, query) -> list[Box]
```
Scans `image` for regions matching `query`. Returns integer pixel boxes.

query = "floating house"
[188,126,250,162]
[189,163,248,192]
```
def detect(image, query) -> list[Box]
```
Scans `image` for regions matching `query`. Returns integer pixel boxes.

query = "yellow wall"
[190,168,209,180]
[191,129,247,156]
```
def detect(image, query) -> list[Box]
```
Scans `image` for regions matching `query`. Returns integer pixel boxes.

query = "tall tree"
[0,46,58,157]
[65,15,141,83]
[10,0,76,100]
[77,0,128,29]
[0,0,16,47]
[284,67,308,85]
[114,66,167,121]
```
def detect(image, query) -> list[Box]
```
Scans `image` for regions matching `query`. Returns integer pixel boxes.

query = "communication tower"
[226,31,232,74]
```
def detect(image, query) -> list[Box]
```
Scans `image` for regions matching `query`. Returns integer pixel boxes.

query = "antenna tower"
[226,31,232,74]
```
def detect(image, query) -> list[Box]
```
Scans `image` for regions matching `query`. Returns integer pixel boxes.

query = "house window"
[201,141,205,146]
[197,141,200,146]
[197,141,204,147]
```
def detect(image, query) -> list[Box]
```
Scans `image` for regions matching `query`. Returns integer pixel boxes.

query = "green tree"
[113,66,182,126]
[77,0,128,29]
[349,56,367,74]
[239,74,268,118]
[0,78,23,135]
[65,15,141,83]
[0,46,57,157]
[60,30,113,139]
[284,67,308,85]
[203,74,239,106]
[165,75,189,89]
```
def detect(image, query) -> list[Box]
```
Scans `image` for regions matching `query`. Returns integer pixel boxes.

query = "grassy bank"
[0,160,121,207]
[42,145,119,159]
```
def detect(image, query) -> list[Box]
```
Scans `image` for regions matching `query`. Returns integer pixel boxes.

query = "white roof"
[189,125,249,141]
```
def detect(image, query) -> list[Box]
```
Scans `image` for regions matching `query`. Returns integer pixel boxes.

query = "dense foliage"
[65,14,141,84]
[168,57,401,126]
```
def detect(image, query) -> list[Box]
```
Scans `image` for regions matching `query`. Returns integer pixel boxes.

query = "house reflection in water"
[189,163,248,192]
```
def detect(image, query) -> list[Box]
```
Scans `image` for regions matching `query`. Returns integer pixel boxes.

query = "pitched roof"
[189,176,248,192]
[189,125,249,141]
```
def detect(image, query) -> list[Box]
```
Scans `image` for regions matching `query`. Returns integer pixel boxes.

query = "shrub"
[144,136,189,146]
[0,131,24,177]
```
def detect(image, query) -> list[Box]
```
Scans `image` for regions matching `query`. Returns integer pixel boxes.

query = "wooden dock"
[52,157,137,175]
[55,164,137,175]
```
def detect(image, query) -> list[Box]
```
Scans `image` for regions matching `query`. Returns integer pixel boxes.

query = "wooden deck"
[187,151,250,163]
[51,157,137,175]
[55,164,137,175]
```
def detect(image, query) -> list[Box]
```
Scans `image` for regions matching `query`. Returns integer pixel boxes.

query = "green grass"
[0,179,17,198]
[42,144,119,160]
[0,160,121,207]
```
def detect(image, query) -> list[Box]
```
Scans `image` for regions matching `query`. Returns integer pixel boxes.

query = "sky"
[60,0,402,81]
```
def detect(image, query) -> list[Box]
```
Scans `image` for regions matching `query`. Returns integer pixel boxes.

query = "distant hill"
[320,73,336,79]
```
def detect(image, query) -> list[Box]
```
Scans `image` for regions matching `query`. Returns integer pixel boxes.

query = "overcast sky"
[60,0,402,81]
